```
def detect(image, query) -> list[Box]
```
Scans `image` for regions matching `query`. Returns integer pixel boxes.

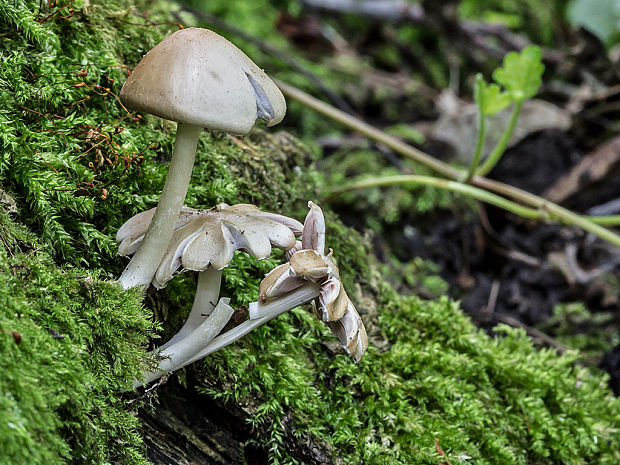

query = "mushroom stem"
[184,282,320,366]
[119,122,202,289]
[135,282,320,387]
[159,268,222,350]
[137,298,235,387]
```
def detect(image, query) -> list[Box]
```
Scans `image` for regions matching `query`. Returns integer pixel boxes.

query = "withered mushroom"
[134,201,366,387]
[117,27,286,289]
[137,283,322,386]
[251,201,368,362]
[118,203,302,349]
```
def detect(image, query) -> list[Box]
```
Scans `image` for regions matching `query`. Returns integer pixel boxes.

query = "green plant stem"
[586,215,620,226]
[476,101,522,177]
[277,80,620,245]
[327,175,542,219]
[328,176,620,247]
[466,109,486,182]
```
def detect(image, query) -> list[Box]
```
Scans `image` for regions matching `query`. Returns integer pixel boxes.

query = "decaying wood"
[139,384,249,464]
[138,379,338,464]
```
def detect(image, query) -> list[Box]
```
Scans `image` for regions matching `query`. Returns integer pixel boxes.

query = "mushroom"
[134,202,366,387]
[251,202,368,362]
[117,203,302,349]
[138,297,236,386]
[117,27,286,289]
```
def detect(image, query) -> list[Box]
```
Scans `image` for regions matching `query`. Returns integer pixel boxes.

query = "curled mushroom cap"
[257,201,368,362]
[120,27,286,135]
[326,302,368,364]
[117,203,303,289]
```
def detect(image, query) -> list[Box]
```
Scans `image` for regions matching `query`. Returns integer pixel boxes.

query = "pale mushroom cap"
[289,249,330,279]
[120,28,286,135]
[117,203,303,289]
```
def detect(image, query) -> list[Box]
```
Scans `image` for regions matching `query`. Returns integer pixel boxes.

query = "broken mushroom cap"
[117,203,303,289]
[120,27,286,135]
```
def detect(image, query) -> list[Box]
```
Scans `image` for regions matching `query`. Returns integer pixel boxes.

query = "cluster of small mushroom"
[116,28,367,387]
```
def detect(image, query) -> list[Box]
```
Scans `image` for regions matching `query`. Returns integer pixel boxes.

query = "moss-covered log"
[1,1,620,464]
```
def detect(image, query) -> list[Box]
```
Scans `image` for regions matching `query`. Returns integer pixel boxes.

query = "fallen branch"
[544,135,620,204]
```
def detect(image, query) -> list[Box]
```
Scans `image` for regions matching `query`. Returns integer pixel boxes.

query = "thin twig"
[276,80,461,179]
[476,204,543,268]
[434,437,453,465]
[485,279,501,315]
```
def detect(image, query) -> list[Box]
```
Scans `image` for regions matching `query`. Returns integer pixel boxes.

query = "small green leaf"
[474,74,512,115]
[492,45,545,102]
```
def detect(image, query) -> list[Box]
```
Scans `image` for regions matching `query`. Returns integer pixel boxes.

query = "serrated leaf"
[492,45,545,102]
[474,74,512,116]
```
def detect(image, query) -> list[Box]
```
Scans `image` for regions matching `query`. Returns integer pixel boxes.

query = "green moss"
[0,209,158,464]
[196,278,620,464]
[1,1,620,464]
[381,257,450,299]
[539,302,620,362]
